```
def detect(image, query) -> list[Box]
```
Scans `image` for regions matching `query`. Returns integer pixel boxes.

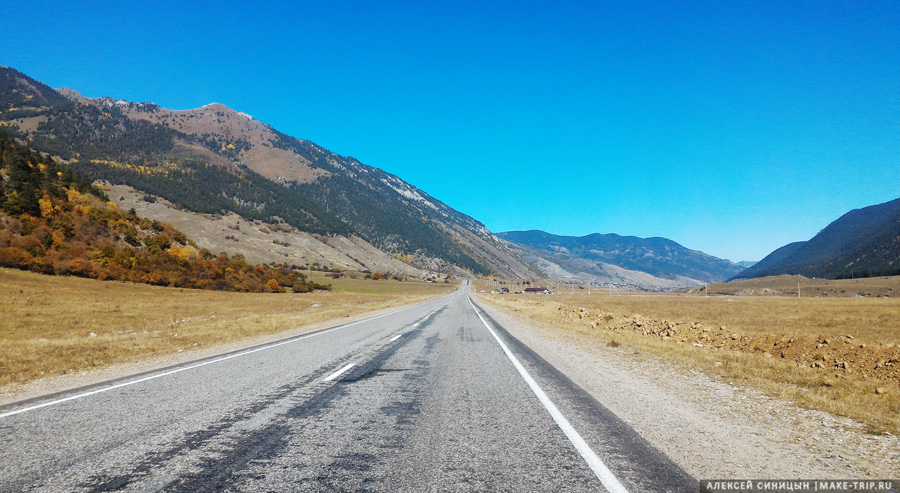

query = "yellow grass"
[549,291,900,344]
[701,274,900,298]
[0,268,452,388]
[474,283,900,433]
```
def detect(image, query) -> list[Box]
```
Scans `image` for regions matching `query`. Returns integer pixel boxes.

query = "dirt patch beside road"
[566,305,900,384]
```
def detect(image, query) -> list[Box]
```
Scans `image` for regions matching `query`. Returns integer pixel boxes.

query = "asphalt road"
[0,288,697,492]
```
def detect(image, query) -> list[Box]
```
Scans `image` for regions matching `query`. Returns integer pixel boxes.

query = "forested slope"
[0,132,325,292]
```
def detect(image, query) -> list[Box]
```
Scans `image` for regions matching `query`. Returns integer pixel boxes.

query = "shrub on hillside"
[0,131,329,293]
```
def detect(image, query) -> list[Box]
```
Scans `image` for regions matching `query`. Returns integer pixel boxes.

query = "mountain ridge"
[499,229,744,289]
[732,198,900,280]
[0,65,535,278]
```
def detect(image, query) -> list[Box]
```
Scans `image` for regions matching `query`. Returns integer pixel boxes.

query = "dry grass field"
[474,280,900,433]
[697,274,900,298]
[0,268,452,389]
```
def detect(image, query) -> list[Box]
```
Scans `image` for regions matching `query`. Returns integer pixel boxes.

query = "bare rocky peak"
[56,87,90,103]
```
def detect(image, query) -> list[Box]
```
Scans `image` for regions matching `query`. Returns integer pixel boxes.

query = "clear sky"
[2,1,898,262]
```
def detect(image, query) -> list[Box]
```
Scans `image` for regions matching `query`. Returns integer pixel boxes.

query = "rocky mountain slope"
[0,65,534,278]
[732,198,900,280]
[108,184,426,276]
[499,230,744,289]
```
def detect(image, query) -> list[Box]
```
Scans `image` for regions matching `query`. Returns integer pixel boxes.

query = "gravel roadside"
[476,299,900,480]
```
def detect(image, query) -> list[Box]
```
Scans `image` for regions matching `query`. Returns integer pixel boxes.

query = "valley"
[2,60,899,491]
[4,65,896,291]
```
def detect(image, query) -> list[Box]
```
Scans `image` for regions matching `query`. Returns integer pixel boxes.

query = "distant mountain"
[741,242,804,275]
[499,230,744,289]
[733,198,900,280]
[0,65,534,278]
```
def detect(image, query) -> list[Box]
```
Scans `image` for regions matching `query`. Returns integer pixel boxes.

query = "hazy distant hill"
[499,230,744,289]
[733,198,900,280]
[0,65,534,278]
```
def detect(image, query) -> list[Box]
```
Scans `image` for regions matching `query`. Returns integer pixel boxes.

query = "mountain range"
[499,230,744,289]
[1,65,895,286]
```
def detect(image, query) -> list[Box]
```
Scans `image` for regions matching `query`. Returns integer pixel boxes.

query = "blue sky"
[2,1,897,262]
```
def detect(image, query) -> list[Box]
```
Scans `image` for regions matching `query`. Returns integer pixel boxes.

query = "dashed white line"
[390,334,402,342]
[467,297,629,493]
[323,362,356,382]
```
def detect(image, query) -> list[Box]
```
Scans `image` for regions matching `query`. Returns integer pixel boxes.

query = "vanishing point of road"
[0,287,697,492]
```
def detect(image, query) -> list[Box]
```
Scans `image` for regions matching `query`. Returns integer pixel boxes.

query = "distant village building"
[524,287,552,294]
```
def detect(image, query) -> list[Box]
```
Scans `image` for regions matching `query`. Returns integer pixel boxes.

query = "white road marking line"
[390,334,402,342]
[0,296,452,420]
[467,297,629,493]
[322,363,356,382]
